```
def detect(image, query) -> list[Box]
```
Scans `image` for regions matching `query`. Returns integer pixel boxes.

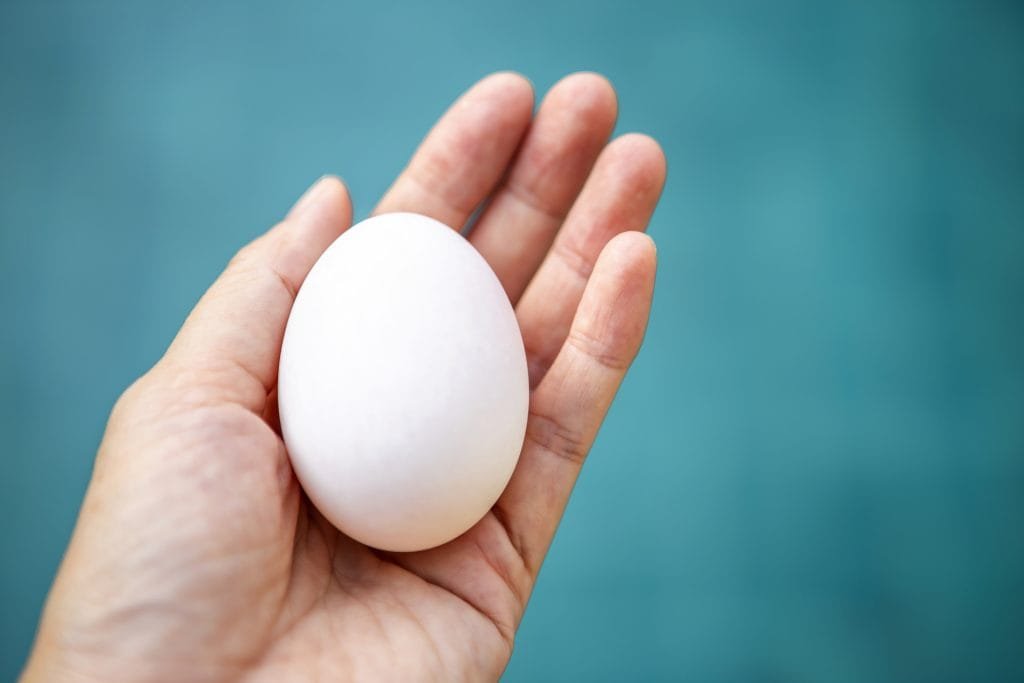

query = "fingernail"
[289,175,332,219]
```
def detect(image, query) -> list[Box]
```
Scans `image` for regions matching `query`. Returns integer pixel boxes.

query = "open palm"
[23,72,665,682]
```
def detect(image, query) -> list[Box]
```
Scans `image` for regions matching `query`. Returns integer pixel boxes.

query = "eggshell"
[278,212,529,551]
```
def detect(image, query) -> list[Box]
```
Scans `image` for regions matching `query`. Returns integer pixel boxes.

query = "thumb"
[160,176,352,412]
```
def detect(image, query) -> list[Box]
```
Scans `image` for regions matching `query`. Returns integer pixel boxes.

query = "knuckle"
[228,240,260,269]
[228,226,281,271]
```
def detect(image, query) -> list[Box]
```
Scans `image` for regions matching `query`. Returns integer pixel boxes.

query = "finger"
[495,232,657,576]
[373,72,534,230]
[161,176,353,413]
[468,72,617,302]
[515,133,665,387]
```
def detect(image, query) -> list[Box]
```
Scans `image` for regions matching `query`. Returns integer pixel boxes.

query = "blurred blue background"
[2,1,1022,680]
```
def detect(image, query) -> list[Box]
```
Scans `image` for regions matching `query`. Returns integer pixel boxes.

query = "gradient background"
[2,1,1022,681]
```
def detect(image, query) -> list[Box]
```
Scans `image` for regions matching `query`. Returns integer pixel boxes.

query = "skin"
[21,71,666,682]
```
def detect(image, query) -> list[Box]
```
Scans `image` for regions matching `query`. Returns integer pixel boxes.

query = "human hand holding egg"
[23,72,665,682]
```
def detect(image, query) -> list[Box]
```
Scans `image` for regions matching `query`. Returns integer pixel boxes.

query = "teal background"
[2,1,1022,680]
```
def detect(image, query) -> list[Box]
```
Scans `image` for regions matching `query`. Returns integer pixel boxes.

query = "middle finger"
[468,72,618,303]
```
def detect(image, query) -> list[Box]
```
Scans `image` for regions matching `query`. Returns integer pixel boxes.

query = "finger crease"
[265,262,299,302]
[503,178,568,226]
[471,532,526,626]
[566,328,631,372]
[525,408,589,466]
[490,503,532,576]
[225,356,274,404]
[552,237,595,282]
[407,164,479,221]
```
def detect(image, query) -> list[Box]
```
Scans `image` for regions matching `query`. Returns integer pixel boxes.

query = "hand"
[22,72,666,682]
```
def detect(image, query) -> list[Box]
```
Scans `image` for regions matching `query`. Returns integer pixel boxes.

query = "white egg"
[278,212,529,552]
